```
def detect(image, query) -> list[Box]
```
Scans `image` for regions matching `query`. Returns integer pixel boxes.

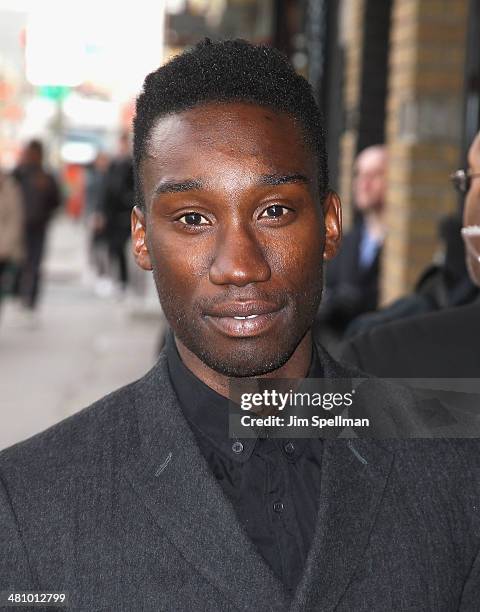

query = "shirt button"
[232,441,244,454]
[284,442,295,455]
[273,501,284,513]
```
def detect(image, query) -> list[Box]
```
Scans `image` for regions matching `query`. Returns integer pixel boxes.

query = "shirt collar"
[165,332,323,463]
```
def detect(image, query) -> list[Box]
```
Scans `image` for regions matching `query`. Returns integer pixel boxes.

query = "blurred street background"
[0,0,479,448]
[0,215,165,450]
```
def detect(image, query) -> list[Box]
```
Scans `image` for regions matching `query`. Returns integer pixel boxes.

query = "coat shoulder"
[0,384,132,483]
[0,356,170,484]
[340,301,480,376]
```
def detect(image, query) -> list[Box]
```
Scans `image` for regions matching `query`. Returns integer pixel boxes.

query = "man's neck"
[174,332,313,398]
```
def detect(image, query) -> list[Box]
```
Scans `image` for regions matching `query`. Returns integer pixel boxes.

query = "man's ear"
[131,205,153,271]
[322,190,342,261]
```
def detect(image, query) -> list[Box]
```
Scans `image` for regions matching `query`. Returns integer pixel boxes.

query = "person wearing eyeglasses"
[457,133,480,286]
[340,131,480,378]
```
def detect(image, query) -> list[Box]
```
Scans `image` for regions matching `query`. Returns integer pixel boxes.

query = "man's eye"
[178,212,209,225]
[259,204,290,219]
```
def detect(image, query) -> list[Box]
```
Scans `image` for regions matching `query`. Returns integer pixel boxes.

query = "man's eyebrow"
[258,173,310,186]
[153,174,309,197]
[154,179,204,195]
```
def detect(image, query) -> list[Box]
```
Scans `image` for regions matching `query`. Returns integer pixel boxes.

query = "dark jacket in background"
[340,300,480,377]
[12,164,60,229]
[1,348,480,610]
[11,164,61,308]
[343,213,479,340]
[100,156,134,251]
[318,220,381,334]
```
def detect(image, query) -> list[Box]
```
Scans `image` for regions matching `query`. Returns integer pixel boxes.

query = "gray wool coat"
[1,347,480,611]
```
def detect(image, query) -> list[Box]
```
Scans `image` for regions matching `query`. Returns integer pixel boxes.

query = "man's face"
[133,102,340,377]
[353,147,387,212]
[463,132,480,286]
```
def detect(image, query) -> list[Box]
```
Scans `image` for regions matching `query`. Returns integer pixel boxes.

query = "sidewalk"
[0,216,164,451]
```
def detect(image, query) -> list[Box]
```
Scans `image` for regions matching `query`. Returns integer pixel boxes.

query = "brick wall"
[381,0,468,303]
[338,0,366,227]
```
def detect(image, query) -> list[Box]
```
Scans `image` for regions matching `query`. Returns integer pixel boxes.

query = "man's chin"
[191,338,300,378]
[206,358,287,378]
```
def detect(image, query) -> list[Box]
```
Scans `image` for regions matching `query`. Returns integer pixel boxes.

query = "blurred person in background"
[341,129,480,377]
[84,151,110,292]
[0,170,24,317]
[316,145,387,345]
[12,140,61,315]
[343,210,479,339]
[99,133,134,295]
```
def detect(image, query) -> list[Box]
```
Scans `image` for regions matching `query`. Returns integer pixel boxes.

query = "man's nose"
[209,225,271,286]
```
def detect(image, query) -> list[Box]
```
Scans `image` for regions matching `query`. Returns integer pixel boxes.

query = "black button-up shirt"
[166,335,324,594]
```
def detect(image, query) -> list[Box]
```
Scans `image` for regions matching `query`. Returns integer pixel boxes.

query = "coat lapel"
[289,438,394,611]
[123,356,289,612]
[287,346,395,611]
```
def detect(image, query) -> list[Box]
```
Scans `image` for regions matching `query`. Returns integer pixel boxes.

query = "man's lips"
[203,301,284,337]
[203,301,282,317]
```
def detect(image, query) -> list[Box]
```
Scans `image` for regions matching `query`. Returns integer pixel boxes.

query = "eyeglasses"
[461,226,480,262]
[450,169,480,193]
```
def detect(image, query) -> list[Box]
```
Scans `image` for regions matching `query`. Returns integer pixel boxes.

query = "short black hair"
[133,38,328,209]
